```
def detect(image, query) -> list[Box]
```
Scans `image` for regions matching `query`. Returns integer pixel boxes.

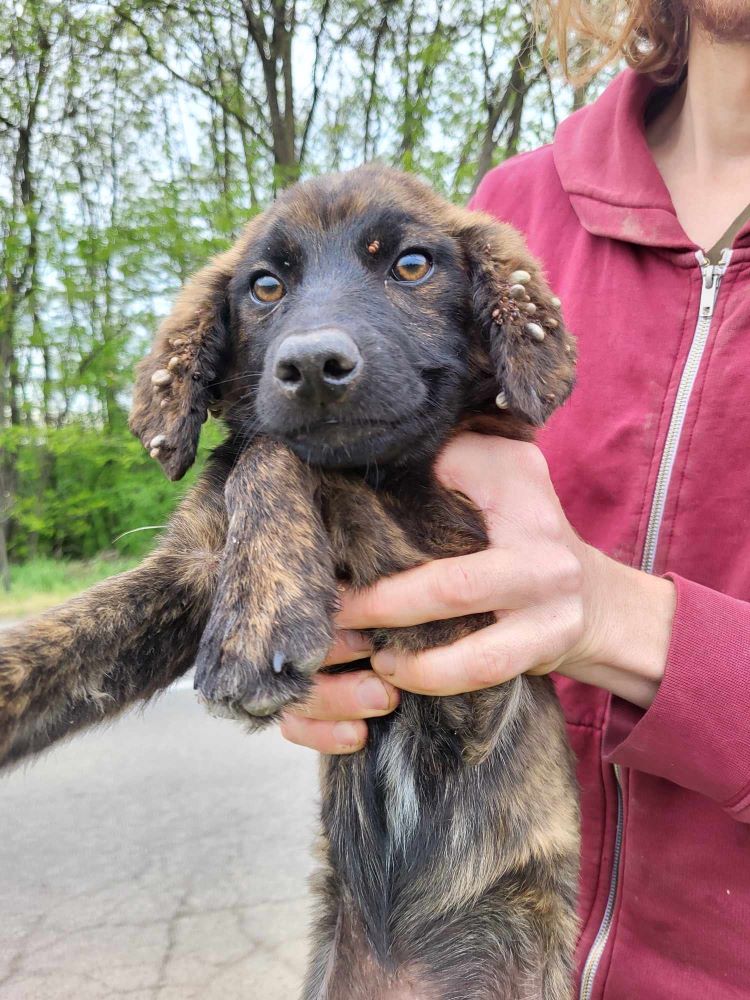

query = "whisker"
[113,525,168,543]
[208,371,264,388]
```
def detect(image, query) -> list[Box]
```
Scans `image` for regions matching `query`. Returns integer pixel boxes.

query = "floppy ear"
[453,208,576,426]
[129,244,242,481]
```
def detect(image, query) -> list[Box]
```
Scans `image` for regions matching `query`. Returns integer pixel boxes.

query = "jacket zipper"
[579,765,623,1000]
[578,247,732,1000]
[641,248,732,573]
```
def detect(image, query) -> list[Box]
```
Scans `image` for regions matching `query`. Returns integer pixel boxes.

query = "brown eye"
[392,251,433,283]
[251,272,285,304]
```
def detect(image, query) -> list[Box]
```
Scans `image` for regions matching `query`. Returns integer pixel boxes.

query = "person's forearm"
[561,547,676,709]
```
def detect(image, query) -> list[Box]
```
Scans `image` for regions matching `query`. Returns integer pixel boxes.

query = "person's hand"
[281,433,676,753]
[279,649,401,754]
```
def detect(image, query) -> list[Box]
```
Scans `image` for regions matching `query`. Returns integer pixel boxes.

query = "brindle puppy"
[0,166,579,1000]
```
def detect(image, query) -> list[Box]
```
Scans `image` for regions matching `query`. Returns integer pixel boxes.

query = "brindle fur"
[0,166,579,999]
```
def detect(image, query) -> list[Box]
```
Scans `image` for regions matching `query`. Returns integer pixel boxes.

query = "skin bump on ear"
[128,243,243,481]
[450,206,577,426]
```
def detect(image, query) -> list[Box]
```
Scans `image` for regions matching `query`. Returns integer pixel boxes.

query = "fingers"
[371,598,583,695]
[335,547,551,631]
[323,628,372,666]
[435,433,560,543]
[295,670,400,720]
[279,670,401,754]
[280,715,368,754]
[435,433,550,515]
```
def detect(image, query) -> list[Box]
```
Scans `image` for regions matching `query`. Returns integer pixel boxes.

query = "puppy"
[0,166,579,999]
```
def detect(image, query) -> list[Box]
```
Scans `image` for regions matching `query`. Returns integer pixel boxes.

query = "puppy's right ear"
[129,245,241,481]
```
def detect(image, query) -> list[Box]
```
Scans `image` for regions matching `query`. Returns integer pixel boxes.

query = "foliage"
[4,419,225,563]
[0,0,612,589]
[0,553,141,619]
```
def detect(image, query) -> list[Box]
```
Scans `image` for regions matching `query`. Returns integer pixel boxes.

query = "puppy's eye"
[251,272,285,304]
[391,251,433,283]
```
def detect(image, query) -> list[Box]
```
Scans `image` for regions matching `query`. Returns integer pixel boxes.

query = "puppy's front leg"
[194,437,337,725]
[0,453,231,767]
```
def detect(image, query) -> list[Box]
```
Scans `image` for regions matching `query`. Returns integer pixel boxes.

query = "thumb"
[435,433,535,515]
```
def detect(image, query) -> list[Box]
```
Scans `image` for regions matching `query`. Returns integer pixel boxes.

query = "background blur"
[0,0,612,618]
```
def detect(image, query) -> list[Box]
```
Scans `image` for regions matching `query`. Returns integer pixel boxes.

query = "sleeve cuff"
[602,573,750,821]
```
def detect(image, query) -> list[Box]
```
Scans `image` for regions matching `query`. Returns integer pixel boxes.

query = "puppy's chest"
[318,474,487,588]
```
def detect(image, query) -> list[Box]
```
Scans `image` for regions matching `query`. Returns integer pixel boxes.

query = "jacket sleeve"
[602,573,750,823]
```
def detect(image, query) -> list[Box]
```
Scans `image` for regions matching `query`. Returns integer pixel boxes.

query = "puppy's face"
[130,167,576,480]
[229,201,472,469]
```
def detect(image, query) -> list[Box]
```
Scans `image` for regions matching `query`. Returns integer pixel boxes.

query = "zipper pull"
[695,249,731,319]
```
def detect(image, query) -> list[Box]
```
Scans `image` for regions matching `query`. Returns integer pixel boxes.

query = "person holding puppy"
[281,1,750,997]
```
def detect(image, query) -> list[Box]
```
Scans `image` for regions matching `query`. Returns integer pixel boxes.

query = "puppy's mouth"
[253,364,460,469]
[273,411,426,468]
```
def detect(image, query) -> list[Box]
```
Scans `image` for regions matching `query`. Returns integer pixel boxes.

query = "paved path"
[0,684,320,999]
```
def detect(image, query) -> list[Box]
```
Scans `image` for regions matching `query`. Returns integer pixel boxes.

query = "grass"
[0,554,142,621]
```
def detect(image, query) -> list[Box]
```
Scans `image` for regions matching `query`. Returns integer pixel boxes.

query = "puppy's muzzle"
[273,328,362,403]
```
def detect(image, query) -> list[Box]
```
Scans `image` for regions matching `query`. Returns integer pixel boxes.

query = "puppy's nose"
[273,329,362,400]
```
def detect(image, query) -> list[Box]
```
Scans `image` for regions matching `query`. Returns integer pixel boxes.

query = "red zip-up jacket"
[471,69,750,1000]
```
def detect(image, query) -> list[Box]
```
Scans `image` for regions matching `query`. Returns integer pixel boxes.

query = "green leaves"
[0,0,607,575]
[7,419,226,562]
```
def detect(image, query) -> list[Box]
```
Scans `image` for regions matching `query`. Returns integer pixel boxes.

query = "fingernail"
[342,629,371,653]
[357,675,391,711]
[332,722,364,748]
[373,651,397,677]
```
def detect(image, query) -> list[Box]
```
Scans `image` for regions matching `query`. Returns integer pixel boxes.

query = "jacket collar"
[553,69,750,253]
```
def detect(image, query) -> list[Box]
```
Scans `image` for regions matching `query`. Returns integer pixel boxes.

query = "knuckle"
[565,595,586,644]
[517,443,550,481]
[524,543,581,600]
[517,555,549,598]
[408,651,440,692]
[553,549,584,594]
[531,505,566,543]
[431,559,476,611]
[550,595,585,650]
[404,648,452,694]
[472,641,511,688]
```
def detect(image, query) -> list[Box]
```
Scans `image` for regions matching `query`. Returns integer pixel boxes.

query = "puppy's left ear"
[129,244,241,481]
[454,208,576,426]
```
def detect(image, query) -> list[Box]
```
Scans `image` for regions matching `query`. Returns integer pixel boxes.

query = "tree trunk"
[470,23,535,194]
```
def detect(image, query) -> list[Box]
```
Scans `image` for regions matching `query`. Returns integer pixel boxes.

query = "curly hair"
[536,0,689,84]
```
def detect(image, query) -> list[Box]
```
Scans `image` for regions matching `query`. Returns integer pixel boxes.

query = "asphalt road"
[0,681,320,1000]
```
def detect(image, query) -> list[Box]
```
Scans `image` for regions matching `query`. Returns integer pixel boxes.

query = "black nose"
[273,329,362,401]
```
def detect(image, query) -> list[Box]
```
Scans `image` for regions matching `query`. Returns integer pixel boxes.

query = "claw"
[272,651,286,675]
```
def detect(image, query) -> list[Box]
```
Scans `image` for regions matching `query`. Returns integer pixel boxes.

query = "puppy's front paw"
[193,602,334,728]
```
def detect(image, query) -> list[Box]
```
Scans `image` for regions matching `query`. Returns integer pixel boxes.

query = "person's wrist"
[562,543,676,708]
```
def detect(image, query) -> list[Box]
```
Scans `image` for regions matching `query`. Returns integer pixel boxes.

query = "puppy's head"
[130,166,575,479]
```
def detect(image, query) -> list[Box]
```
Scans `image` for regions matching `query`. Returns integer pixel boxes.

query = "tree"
[0,0,610,574]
